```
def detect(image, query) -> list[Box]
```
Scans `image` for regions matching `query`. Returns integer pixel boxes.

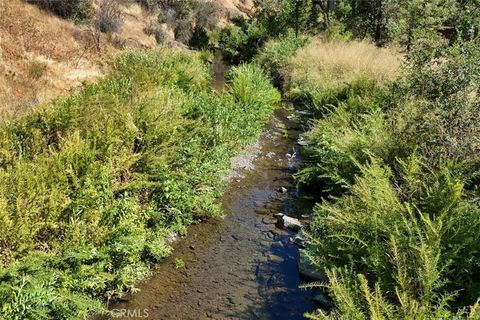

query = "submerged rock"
[290,232,308,248]
[276,215,303,232]
[298,249,327,282]
[312,291,332,309]
[254,200,264,208]
[255,207,270,215]
[297,136,313,146]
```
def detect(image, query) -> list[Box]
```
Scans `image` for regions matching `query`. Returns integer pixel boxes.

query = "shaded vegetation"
[210,7,480,315]
[26,0,94,21]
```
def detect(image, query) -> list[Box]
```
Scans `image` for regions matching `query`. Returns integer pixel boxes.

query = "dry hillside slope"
[0,0,252,119]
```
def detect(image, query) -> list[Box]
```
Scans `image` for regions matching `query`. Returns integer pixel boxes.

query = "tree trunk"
[327,0,335,12]
[294,0,300,37]
[375,0,383,46]
[406,17,413,53]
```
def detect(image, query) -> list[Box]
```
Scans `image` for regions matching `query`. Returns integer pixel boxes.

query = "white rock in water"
[276,215,303,232]
[273,212,285,219]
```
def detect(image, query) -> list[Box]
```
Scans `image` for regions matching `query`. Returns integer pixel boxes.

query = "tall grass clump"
[0,47,279,319]
[284,36,480,318]
[285,39,401,114]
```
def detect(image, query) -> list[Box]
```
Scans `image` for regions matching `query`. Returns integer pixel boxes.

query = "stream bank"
[97,107,318,319]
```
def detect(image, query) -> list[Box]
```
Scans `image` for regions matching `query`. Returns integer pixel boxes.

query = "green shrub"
[286,37,480,318]
[305,159,480,318]
[305,269,479,320]
[0,48,279,318]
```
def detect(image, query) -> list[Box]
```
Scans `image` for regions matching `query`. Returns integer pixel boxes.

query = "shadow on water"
[211,52,228,91]
[94,58,318,320]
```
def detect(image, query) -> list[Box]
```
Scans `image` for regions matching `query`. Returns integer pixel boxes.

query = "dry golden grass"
[0,0,107,119]
[288,38,404,86]
[0,0,251,120]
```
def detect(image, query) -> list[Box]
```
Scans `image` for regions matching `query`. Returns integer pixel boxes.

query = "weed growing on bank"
[0,48,279,319]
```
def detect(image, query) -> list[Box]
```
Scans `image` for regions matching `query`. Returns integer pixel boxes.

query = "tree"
[254,0,318,36]
[393,0,456,51]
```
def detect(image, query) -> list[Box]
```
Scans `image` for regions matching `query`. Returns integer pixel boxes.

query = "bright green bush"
[0,48,279,319]
[217,20,266,64]
[305,159,480,319]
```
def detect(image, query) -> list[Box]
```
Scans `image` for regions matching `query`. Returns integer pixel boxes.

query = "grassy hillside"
[0,47,279,319]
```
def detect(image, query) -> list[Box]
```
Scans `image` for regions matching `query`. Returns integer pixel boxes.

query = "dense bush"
[0,48,279,319]
[216,17,266,63]
[306,159,480,319]
[26,0,93,21]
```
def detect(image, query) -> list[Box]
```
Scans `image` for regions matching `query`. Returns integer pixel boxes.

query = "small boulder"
[298,249,327,282]
[276,215,303,232]
[279,187,288,193]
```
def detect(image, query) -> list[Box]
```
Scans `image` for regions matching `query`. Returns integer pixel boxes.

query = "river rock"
[165,232,179,245]
[290,232,308,248]
[276,215,303,232]
[297,110,314,117]
[312,291,332,309]
[297,136,313,146]
[298,249,327,282]
[273,212,284,219]
[255,207,270,215]
[266,152,276,158]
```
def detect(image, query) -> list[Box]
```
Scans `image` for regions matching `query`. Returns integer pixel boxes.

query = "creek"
[97,56,318,320]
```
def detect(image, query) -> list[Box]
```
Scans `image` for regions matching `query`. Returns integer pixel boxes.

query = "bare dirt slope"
[0,0,253,119]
